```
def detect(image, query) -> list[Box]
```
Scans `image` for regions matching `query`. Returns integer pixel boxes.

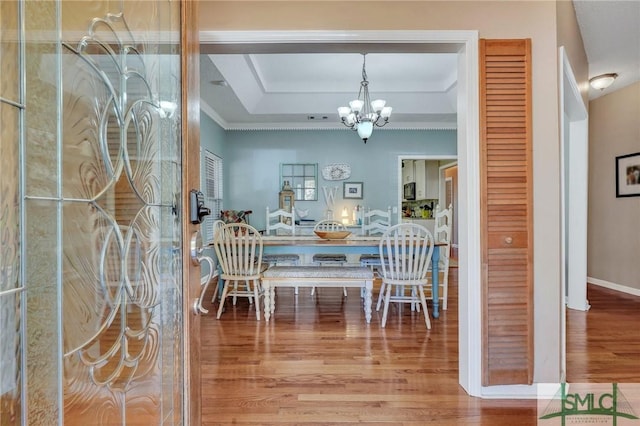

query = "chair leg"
[216,284,230,319]
[211,266,223,303]
[245,279,254,305]
[418,286,431,329]
[381,284,393,328]
[210,279,220,305]
[253,279,261,321]
[293,259,300,295]
[442,269,449,311]
[411,287,421,312]
[232,281,238,305]
[376,282,386,311]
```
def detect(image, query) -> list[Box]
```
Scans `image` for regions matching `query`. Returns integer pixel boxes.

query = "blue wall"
[200,112,226,160]
[200,113,456,231]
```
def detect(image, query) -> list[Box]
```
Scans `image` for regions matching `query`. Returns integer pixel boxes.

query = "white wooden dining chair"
[312,220,348,296]
[265,206,296,236]
[312,220,348,266]
[314,219,347,233]
[360,206,392,236]
[264,206,300,265]
[359,206,392,269]
[213,223,266,320]
[358,206,392,298]
[427,204,452,310]
[378,223,435,329]
[264,206,301,294]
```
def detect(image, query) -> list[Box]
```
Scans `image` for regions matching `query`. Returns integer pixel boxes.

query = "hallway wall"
[588,81,640,292]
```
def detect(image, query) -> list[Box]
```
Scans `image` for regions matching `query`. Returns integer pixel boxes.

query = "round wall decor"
[322,163,351,181]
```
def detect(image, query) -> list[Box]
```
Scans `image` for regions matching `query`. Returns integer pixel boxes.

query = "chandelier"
[337,54,392,144]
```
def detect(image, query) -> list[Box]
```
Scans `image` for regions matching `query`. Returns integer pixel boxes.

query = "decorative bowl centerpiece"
[314,230,351,240]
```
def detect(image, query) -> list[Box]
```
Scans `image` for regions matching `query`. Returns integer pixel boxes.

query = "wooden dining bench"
[261,266,374,323]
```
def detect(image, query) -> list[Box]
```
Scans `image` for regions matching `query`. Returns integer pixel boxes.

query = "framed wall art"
[343,182,363,199]
[616,152,640,198]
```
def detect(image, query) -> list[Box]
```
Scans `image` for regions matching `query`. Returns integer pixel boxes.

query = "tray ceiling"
[200,52,459,131]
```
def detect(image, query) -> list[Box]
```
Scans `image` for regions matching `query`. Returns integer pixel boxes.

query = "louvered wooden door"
[480,39,533,386]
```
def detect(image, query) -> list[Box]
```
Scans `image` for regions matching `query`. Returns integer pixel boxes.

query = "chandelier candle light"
[338,54,392,143]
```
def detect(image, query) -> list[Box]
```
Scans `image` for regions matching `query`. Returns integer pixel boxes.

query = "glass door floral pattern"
[59,9,182,424]
[9,1,183,424]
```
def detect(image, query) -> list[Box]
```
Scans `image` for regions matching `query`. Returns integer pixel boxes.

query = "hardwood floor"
[200,272,639,425]
[566,283,640,383]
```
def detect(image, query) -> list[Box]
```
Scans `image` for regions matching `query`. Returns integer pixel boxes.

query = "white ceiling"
[199,1,640,130]
[200,52,458,131]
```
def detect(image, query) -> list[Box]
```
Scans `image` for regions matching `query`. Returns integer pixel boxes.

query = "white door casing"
[200,30,483,397]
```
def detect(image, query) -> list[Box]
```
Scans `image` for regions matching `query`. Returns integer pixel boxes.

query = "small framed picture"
[616,152,640,198]
[343,182,363,199]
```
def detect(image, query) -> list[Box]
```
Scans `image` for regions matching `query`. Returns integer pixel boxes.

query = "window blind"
[202,149,223,244]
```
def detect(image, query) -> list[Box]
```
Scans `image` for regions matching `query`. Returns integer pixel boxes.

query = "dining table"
[261,234,445,318]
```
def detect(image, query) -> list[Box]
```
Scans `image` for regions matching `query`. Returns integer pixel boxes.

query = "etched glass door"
[1,1,184,424]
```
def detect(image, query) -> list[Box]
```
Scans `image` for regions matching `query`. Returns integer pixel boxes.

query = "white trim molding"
[200,28,484,399]
[482,383,562,400]
[588,277,640,297]
[200,100,228,128]
[201,30,478,46]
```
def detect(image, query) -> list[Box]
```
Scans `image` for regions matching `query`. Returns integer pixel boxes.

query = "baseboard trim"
[587,277,640,297]
[481,383,561,399]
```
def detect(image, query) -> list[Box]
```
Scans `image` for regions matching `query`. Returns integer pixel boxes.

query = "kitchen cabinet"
[414,160,440,200]
[425,161,439,199]
[402,160,415,183]
[402,218,435,234]
[414,160,426,199]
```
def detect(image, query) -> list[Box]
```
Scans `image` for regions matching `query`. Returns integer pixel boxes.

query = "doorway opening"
[198,30,481,396]
[397,155,457,233]
[559,47,590,382]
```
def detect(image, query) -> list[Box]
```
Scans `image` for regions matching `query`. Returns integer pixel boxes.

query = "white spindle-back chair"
[213,223,265,320]
[378,223,435,329]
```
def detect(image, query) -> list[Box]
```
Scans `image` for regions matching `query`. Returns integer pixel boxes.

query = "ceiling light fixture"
[338,54,392,144]
[589,73,618,91]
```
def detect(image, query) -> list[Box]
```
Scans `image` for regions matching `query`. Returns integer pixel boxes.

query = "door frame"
[558,47,590,381]
[199,29,483,396]
[182,1,202,424]
[559,47,589,312]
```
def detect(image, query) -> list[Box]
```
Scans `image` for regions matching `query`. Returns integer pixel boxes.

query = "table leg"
[432,246,440,318]
[263,282,271,321]
[270,286,276,314]
[363,280,372,323]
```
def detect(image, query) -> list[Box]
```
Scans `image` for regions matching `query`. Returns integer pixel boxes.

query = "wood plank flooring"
[200,272,639,425]
[566,283,640,383]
